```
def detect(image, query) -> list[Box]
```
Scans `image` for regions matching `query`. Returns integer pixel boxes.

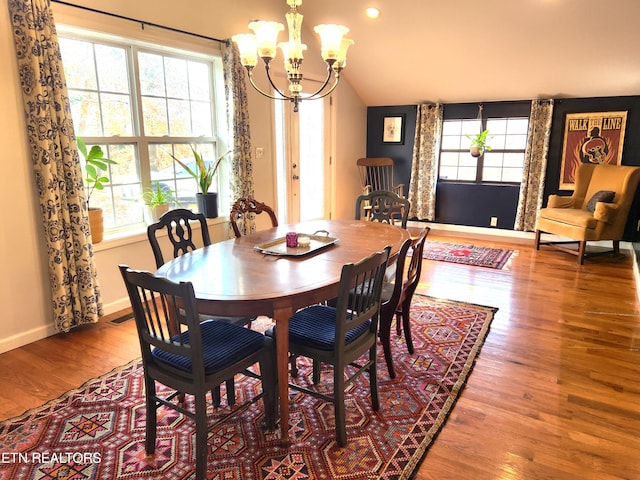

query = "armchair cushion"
[540,208,598,229]
[586,190,615,212]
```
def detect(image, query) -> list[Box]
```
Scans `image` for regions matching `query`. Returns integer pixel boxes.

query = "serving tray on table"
[254,231,339,257]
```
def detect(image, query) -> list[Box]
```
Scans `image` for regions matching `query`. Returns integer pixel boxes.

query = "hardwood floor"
[1,233,639,479]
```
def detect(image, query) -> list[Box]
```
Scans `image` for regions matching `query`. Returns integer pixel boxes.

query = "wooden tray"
[254,231,339,256]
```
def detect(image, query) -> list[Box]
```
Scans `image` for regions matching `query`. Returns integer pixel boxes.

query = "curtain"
[8,0,103,332]
[407,103,443,220]
[222,41,255,236]
[514,99,554,231]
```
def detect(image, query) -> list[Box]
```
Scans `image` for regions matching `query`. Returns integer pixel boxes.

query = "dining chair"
[147,208,251,406]
[147,208,210,268]
[355,190,410,228]
[230,197,278,237]
[119,265,277,480]
[379,226,430,378]
[267,246,391,447]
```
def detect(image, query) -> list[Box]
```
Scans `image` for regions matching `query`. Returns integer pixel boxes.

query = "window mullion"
[129,45,150,190]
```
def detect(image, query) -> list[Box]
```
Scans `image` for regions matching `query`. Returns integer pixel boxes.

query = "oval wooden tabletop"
[156,218,409,304]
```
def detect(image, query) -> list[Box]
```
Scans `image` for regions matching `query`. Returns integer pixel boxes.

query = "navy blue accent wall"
[365,106,417,195]
[366,96,640,241]
[436,183,520,229]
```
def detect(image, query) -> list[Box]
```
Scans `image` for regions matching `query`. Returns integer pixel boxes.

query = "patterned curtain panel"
[222,41,255,236]
[8,0,103,332]
[514,99,554,231]
[408,103,443,220]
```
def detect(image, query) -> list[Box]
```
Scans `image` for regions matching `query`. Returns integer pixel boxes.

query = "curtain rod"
[51,0,225,44]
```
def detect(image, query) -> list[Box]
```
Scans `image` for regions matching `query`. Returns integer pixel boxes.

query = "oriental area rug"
[422,241,515,269]
[0,296,497,480]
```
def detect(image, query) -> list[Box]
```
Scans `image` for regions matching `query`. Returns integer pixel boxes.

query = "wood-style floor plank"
[0,232,638,480]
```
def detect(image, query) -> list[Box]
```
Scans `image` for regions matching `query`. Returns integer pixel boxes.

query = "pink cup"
[285,232,298,247]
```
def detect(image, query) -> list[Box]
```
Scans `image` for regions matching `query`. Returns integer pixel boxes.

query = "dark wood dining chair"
[147,208,251,406]
[267,246,390,447]
[230,197,278,237]
[378,226,430,378]
[355,190,410,228]
[147,208,210,268]
[119,265,277,480]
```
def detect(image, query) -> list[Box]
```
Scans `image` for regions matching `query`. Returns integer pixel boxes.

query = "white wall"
[0,0,366,353]
[0,5,55,352]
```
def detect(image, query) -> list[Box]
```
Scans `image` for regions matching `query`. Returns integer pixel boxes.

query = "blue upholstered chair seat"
[152,320,269,374]
[288,305,370,351]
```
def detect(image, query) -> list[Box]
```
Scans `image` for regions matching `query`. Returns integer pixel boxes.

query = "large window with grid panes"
[58,28,228,236]
[439,104,530,184]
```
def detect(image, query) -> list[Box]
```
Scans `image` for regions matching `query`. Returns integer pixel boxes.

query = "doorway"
[275,94,331,223]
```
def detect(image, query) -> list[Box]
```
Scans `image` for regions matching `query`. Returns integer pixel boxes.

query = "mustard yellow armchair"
[534,163,640,264]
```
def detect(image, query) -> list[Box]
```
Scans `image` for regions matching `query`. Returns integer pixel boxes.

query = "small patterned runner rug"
[0,296,497,480]
[422,241,515,269]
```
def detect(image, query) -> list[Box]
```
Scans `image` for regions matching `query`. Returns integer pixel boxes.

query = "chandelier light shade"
[232,0,353,112]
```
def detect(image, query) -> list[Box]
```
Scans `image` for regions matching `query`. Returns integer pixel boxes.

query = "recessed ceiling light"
[366,7,380,19]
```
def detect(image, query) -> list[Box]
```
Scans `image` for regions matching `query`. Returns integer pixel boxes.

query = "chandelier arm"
[306,73,341,100]
[247,70,288,101]
[264,64,293,100]
[302,65,337,100]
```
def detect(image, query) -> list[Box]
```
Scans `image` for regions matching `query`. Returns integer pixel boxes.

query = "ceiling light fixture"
[366,7,380,19]
[232,0,353,112]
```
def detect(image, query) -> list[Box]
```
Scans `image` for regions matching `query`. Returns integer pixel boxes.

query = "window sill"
[91,215,229,252]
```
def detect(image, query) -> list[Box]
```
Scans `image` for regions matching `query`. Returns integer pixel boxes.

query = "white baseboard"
[103,298,133,316]
[632,248,640,303]
[407,221,534,245]
[410,221,634,251]
[0,324,57,354]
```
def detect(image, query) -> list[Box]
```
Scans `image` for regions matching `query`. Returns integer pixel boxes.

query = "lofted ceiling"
[229,0,640,106]
[68,0,640,106]
[299,0,640,106]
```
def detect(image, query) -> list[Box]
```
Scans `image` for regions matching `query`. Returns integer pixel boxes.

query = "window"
[439,112,530,183]
[58,30,227,235]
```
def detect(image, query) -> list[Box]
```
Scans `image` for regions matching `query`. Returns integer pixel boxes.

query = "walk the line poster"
[560,111,627,189]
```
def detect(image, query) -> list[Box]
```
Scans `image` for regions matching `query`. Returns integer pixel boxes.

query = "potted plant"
[78,137,117,243]
[142,182,177,222]
[167,145,231,218]
[466,129,492,157]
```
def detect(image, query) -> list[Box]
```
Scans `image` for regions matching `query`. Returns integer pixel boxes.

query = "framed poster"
[559,111,627,189]
[382,115,405,144]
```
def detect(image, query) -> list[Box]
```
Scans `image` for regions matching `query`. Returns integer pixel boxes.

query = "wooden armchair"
[534,163,640,264]
[357,157,405,197]
[230,197,278,237]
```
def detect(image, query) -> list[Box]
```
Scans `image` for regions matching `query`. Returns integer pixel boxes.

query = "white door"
[275,94,331,224]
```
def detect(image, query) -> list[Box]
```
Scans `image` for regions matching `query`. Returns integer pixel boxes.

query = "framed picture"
[559,111,627,189]
[382,115,405,144]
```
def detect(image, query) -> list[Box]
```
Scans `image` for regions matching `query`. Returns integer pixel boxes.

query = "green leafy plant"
[77,137,117,206]
[466,129,492,152]
[167,145,231,195]
[142,182,177,208]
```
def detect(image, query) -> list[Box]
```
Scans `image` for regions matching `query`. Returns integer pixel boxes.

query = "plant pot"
[88,207,104,243]
[470,146,483,157]
[147,203,170,223]
[196,192,218,218]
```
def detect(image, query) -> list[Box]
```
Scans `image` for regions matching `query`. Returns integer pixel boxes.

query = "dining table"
[155,218,410,443]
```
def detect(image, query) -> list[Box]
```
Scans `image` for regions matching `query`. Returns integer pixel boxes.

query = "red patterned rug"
[0,296,496,480]
[422,241,515,269]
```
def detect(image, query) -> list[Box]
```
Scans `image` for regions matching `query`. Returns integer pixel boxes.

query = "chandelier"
[232,0,353,112]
